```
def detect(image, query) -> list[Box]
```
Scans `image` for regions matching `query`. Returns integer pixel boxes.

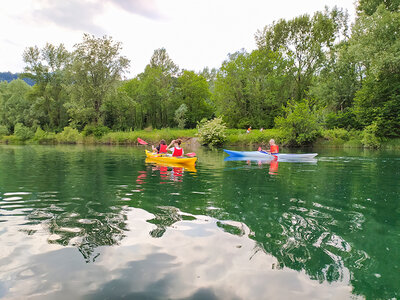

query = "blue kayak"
[223,149,318,160]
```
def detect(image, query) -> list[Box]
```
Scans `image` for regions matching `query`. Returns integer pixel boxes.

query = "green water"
[0,145,399,299]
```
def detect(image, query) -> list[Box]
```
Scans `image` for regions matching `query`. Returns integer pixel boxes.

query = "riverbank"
[1,127,400,149]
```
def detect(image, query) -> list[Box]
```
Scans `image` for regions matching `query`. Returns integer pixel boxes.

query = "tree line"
[0,0,399,140]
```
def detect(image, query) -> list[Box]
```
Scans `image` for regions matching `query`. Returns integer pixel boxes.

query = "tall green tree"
[175,70,212,127]
[134,48,179,128]
[213,49,291,128]
[350,5,400,137]
[66,34,130,127]
[22,43,71,130]
[0,80,33,132]
[309,41,361,112]
[255,8,349,100]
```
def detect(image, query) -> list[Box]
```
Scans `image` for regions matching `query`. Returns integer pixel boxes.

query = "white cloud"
[0,0,356,76]
[32,0,105,35]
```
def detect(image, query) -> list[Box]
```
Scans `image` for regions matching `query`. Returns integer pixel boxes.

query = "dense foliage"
[275,100,321,145]
[197,117,227,147]
[1,1,399,145]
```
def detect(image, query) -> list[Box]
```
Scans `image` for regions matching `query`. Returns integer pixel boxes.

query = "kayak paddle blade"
[137,138,148,145]
[186,152,196,157]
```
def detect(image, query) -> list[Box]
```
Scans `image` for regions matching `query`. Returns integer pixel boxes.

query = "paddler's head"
[175,139,182,147]
[269,139,275,145]
[160,139,166,145]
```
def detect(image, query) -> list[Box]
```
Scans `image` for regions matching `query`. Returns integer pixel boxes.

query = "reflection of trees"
[1,146,399,298]
[214,156,400,299]
[40,208,128,263]
[147,206,182,238]
[0,146,132,263]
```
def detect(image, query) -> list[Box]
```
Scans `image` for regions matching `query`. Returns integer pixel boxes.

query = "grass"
[1,127,400,149]
[225,129,283,145]
[100,128,197,145]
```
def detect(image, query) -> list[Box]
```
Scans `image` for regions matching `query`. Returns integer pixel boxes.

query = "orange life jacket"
[270,145,279,154]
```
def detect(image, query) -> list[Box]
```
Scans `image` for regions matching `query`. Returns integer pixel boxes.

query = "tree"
[350,5,400,137]
[103,87,138,131]
[255,8,349,100]
[309,41,361,112]
[66,34,130,127]
[133,48,179,129]
[149,48,179,76]
[21,43,71,131]
[0,80,33,132]
[175,70,212,127]
[213,49,291,128]
[357,0,400,15]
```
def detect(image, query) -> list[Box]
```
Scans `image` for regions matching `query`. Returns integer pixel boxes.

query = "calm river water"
[0,145,399,299]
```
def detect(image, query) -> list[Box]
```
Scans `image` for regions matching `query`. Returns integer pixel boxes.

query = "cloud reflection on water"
[0,207,354,299]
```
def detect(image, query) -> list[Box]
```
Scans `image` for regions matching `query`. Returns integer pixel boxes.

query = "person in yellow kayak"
[259,139,279,154]
[152,139,168,154]
[166,139,184,157]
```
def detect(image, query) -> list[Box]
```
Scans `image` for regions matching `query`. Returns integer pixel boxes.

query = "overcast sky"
[0,0,356,77]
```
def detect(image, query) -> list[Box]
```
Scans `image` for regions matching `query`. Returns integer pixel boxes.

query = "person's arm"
[166,140,175,151]
[152,145,157,152]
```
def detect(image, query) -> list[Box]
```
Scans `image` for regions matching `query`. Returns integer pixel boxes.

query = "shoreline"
[1,128,400,150]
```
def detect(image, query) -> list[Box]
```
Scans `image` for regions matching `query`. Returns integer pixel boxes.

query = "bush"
[56,127,81,144]
[14,123,34,141]
[82,124,110,138]
[362,123,381,148]
[322,128,350,145]
[34,127,57,144]
[275,100,321,146]
[0,125,8,137]
[197,117,227,146]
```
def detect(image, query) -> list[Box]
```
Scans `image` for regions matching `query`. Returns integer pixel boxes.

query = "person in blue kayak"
[259,139,279,154]
[152,139,168,154]
[166,139,184,157]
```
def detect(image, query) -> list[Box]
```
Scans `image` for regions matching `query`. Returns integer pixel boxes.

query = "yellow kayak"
[145,158,197,173]
[145,150,197,166]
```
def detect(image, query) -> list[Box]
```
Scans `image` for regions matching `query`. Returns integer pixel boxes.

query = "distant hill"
[0,72,35,86]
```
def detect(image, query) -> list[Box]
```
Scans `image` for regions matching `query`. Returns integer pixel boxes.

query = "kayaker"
[269,139,279,154]
[246,126,252,134]
[260,139,279,154]
[152,139,168,154]
[167,139,184,157]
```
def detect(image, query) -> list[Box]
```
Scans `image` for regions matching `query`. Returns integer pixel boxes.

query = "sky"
[0,0,356,78]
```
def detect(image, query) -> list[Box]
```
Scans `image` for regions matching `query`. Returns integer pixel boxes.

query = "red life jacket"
[172,147,183,157]
[159,144,168,153]
[270,145,279,154]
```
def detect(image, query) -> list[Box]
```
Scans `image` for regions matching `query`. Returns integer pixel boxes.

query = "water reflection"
[0,145,399,299]
[145,158,196,183]
[224,155,317,175]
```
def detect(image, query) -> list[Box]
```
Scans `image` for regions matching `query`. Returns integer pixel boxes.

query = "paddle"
[186,152,196,157]
[137,137,148,145]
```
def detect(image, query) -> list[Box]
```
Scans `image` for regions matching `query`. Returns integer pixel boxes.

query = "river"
[0,145,399,299]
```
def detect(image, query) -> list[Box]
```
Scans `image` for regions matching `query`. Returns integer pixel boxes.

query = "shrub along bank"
[0,126,399,149]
